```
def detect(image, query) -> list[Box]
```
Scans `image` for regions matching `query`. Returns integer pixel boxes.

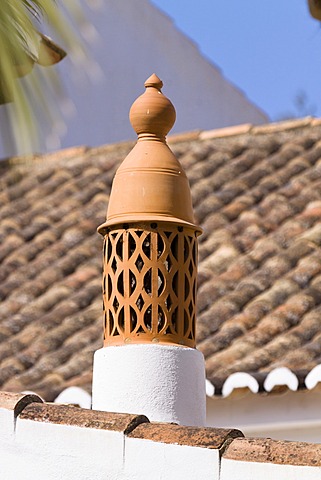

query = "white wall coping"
[1,391,321,479]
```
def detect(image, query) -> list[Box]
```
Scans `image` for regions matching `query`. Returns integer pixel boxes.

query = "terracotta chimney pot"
[98,74,202,348]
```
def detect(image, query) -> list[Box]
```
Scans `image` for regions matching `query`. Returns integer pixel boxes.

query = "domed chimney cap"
[98,74,201,234]
[129,73,176,139]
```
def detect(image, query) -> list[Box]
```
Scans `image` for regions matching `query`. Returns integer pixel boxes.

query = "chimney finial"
[129,73,175,140]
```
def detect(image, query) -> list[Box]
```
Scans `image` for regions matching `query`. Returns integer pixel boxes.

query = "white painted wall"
[0,0,267,158]
[206,388,321,443]
[11,419,125,480]
[0,416,222,480]
[1,401,321,480]
[0,395,222,480]
[92,344,206,427]
[124,437,221,480]
[221,459,321,480]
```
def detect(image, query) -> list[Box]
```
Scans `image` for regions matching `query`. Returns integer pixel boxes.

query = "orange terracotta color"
[129,73,175,139]
[98,74,201,347]
[102,223,198,347]
[98,74,200,233]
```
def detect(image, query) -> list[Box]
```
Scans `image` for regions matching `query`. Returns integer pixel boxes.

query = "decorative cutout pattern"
[102,224,198,347]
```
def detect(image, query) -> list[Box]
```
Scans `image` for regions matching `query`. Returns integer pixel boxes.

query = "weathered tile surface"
[223,437,321,466]
[1,119,321,399]
[19,402,149,434]
[127,422,243,448]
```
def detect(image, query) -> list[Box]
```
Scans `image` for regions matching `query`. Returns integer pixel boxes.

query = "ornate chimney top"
[92,75,206,426]
[97,75,201,348]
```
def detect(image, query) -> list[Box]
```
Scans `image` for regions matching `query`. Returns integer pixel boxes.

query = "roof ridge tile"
[126,421,243,449]
[167,116,321,144]
[0,391,43,416]
[19,402,150,434]
[223,436,321,466]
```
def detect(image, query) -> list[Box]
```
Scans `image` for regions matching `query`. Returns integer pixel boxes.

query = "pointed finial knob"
[144,73,163,89]
[129,74,176,139]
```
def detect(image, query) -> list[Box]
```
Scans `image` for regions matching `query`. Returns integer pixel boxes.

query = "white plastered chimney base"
[92,344,206,427]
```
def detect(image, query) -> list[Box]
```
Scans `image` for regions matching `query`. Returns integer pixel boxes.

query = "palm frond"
[0,0,86,155]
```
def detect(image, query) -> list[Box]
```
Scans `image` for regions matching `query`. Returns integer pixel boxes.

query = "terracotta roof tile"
[1,117,321,398]
[19,402,149,434]
[223,437,321,466]
[0,391,43,415]
[2,392,321,468]
[127,422,243,449]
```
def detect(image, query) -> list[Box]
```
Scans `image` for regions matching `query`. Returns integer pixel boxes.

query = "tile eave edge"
[168,116,321,145]
[205,365,321,398]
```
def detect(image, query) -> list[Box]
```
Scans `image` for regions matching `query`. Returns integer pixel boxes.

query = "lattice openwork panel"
[102,223,198,347]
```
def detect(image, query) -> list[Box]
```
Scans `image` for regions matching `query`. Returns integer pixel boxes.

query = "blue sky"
[151,0,321,121]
